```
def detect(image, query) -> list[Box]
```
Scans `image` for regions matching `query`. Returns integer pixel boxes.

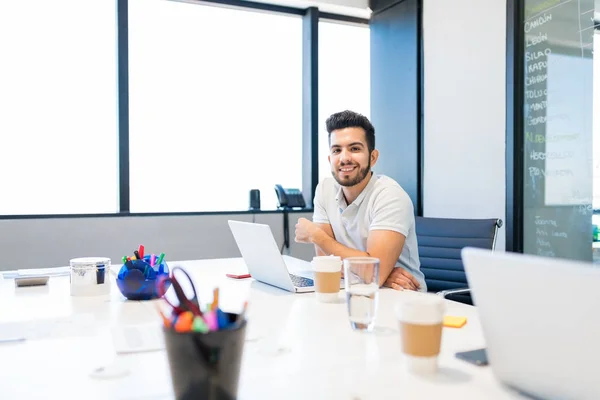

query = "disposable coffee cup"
[396,294,445,374]
[311,256,342,303]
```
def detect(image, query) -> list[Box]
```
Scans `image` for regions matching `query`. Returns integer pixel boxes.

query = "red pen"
[138,245,145,259]
[226,273,251,279]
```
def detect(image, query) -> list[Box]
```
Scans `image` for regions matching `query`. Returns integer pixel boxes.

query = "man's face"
[328,127,375,187]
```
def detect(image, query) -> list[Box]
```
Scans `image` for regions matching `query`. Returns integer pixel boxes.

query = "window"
[128,0,303,212]
[0,0,118,215]
[318,21,370,183]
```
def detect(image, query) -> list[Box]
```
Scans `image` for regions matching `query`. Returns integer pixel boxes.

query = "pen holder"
[116,256,170,301]
[163,320,247,400]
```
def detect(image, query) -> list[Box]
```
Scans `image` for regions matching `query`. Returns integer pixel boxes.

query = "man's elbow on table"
[378,263,395,287]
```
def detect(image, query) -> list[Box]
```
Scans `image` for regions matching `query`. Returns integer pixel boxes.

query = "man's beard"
[332,159,371,187]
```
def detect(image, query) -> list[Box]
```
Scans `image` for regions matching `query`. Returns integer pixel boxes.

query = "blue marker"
[216,309,229,330]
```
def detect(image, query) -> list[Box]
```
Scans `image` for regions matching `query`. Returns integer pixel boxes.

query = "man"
[294,110,426,291]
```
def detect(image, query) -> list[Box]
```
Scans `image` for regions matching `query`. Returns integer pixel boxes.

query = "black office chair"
[416,216,502,305]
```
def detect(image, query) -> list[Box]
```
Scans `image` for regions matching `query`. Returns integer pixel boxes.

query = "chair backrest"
[416,217,502,294]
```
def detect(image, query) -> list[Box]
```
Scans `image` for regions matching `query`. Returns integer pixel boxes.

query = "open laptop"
[228,220,343,293]
[462,248,600,400]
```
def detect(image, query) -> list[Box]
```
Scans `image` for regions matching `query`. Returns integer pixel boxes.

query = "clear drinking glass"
[344,257,380,331]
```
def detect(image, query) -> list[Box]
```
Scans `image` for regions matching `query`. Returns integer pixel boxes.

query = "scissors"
[157,266,202,316]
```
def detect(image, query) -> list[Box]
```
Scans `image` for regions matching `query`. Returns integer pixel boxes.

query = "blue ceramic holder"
[116,255,170,300]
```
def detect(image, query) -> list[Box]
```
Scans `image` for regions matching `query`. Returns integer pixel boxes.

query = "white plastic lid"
[396,294,445,325]
[70,257,111,267]
[311,255,342,272]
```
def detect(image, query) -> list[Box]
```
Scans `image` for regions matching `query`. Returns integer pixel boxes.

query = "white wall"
[0,212,315,271]
[423,0,507,250]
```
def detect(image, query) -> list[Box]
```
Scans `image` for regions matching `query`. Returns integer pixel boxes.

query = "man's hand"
[383,267,421,291]
[295,217,320,243]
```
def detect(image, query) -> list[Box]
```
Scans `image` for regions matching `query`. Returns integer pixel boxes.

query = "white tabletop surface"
[0,258,528,400]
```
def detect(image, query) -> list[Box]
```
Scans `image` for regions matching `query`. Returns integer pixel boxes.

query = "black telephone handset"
[274,184,306,209]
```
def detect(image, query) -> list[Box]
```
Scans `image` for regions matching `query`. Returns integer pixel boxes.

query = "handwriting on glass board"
[529,150,573,160]
[536,237,552,247]
[538,249,556,257]
[525,132,579,143]
[525,48,551,61]
[534,218,557,227]
[526,133,546,143]
[529,167,574,177]
[526,32,549,48]
[526,74,548,86]
[524,13,552,33]
[526,88,547,99]
[527,100,547,111]
[528,116,548,126]
[525,0,560,15]
[528,60,547,73]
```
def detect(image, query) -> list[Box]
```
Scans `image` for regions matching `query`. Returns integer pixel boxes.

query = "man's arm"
[314,223,335,256]
[296,218,416,288]
[383,265,421,291]
[310,182,334,257]
[311,226,406,287]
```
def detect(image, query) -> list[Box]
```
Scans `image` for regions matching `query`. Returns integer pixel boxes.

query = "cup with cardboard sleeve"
[396,294,445,374]
[311,255,342,302]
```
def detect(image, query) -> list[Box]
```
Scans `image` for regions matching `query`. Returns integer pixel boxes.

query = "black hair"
[325,110,375,153]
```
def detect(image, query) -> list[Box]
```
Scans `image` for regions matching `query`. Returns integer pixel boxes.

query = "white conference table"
[0,258,528,400]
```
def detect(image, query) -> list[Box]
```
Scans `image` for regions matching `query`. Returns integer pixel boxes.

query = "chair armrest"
[436,287,471,298]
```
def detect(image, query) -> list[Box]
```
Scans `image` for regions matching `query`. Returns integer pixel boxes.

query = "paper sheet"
[18,267,70,277]
[0,313,97,342]
[111,323,165,354]
[3,267,70,279]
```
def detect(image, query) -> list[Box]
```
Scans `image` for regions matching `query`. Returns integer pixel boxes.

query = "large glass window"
[128,0,303,212]
[318,21,370,183]
[0,0,118,215]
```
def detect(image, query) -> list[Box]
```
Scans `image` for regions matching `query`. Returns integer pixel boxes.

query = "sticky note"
[443,316,467,328]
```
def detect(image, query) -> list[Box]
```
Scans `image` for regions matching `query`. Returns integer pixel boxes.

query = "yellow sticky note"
[443,316,467,328]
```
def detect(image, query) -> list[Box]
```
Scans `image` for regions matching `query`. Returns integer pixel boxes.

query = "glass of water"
[344,257,380,331]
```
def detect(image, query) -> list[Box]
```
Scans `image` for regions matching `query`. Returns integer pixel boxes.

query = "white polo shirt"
[312,174,426,291]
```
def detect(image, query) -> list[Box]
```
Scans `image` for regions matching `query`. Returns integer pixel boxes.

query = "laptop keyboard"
[290,274,314,287]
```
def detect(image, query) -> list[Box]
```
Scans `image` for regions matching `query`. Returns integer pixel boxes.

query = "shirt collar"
[335,185,346,209]
[334,173,377,209]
